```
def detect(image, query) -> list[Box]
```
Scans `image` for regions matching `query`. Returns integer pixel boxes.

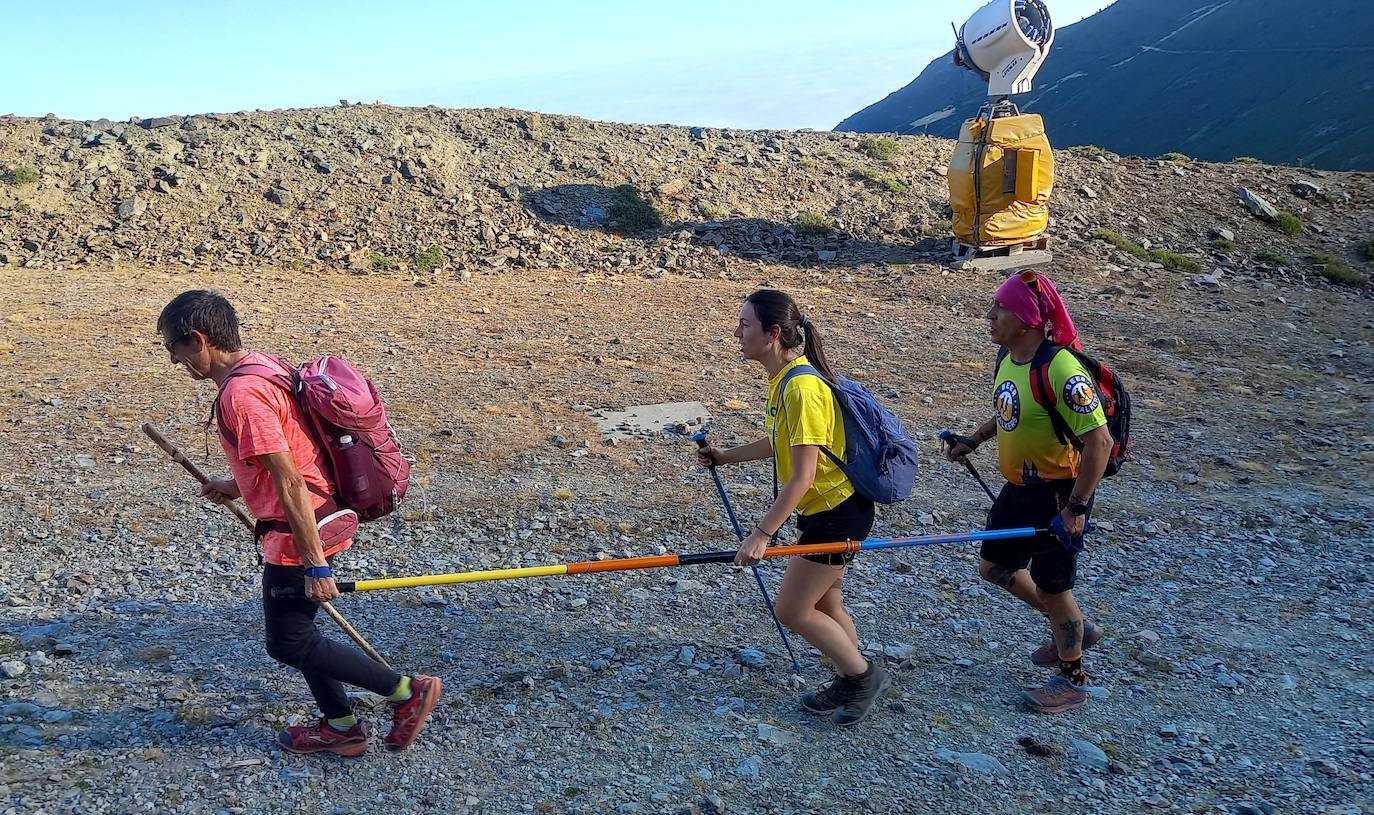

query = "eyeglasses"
[162,334,188,353]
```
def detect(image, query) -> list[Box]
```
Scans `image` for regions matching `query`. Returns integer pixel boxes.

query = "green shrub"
[882,177,908,195]
[1232,156,1263,165]
[3,165,38,185]
[1090,227,1200,271]
[1308,253,1367,286]
[854,166,884,182]
[1159,152,1190,162]
[859,136,900,162]
[1273,210,1303,236]
[1068,145,1108,158]
[1152,250,1201,273]
[926,219,953,237]
[608,184,663,232]
[13,201,30,214]
[1254,250,1290,267]
[795,212,835,234]
[1091,228,1151,261]
[697,201,724,220]
[1358,239,1374,262]
[1210,237,1235,251]
[414,244,445,272]
[369,251,398,271]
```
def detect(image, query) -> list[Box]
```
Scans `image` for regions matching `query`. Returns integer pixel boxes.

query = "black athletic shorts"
[796,492,875,567]
[982,479,1090,594]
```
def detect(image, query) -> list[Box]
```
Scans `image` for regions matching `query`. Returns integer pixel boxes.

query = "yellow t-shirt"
[766,357,854,515]
[994,347,1108,485]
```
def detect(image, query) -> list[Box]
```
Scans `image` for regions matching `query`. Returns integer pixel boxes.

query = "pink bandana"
[993,271,1080,348]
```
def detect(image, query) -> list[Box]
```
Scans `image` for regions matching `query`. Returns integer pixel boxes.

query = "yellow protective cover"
[948,113,1055,247]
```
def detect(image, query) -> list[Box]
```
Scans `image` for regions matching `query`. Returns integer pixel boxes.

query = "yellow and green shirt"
[766,356,854,515]
[994,348,1107,485]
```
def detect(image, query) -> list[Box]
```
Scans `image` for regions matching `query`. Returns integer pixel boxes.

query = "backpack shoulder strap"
[211,355,300,448]
[773,364,848,496]
[1028,343,1082,450]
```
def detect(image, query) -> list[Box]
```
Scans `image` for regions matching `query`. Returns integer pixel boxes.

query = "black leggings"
[262,563,402,719]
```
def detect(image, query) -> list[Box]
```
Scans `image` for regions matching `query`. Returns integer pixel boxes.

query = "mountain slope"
[836,0,1374,170]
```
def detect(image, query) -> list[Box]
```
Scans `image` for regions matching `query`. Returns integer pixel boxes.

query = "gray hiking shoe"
[832,661,891,727]
[1030,621,1103,667]
[800,676,847,715]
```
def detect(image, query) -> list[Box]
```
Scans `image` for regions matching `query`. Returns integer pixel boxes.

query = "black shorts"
[796,493,875,567]
[982,480,1090,594]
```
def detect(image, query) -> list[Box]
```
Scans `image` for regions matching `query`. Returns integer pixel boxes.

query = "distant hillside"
[836,0,1374,170]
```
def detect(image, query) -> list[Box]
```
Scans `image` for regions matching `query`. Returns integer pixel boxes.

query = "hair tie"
[798,314,810,330]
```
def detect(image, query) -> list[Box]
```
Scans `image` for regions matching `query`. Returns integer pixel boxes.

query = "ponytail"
[746,289,840,381]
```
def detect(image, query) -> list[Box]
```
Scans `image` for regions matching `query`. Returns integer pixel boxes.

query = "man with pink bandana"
[945,271,1113,714]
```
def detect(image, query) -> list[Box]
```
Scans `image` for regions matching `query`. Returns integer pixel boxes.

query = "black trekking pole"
[938,429,997,502]
[692,431,803,674]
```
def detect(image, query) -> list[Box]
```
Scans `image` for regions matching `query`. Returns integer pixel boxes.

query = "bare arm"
[734,445,819,565]
[1069,424,1112,502]
[257,451,338,601]
[697,437,772,467]
[945,417,998,462]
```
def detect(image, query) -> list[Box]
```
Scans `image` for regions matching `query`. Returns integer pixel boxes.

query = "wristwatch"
[1067,496,1091,516]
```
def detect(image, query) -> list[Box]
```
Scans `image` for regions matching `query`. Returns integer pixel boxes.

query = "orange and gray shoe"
[1023,674,1090,714]
[1030,621,1103,667]
[277,719,369,757]
[384,674,443,751]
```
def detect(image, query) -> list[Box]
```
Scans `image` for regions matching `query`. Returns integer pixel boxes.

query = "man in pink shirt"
[158,290,441,757]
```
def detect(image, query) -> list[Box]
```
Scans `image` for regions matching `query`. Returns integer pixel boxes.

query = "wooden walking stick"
[141,422,390,667]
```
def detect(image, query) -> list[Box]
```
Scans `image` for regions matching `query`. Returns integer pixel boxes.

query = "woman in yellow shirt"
[696,289,889,726]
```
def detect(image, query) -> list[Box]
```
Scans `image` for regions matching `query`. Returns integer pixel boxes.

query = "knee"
[265,629,316,668]
[775,602,811,633]
[1035,586,1074,611]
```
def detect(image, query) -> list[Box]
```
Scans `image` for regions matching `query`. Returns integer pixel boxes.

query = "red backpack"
[215,354,411,521]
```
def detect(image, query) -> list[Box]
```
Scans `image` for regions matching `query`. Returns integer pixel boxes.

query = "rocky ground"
[1,106,1372,815]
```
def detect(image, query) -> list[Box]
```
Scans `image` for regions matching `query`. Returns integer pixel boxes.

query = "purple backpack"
[216,354,411,522]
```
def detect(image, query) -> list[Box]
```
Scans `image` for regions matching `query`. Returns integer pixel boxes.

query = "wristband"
[304,565,333,579]
[755,524,777,539]
[1067,496,1091,516]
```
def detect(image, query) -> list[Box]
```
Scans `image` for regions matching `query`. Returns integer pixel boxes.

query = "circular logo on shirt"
[1063,374,1100,414]
[995,380,1020,431]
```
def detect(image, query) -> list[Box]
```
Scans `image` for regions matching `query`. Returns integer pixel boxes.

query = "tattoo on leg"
[984,564,1017,590]
[1057,619,1084,654]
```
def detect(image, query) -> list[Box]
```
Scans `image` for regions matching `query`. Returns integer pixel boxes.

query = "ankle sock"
[387,675,413,703]
[326,714,357,731]
[1058,658,1087,686]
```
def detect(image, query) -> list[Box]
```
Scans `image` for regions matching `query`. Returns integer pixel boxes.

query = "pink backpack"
[216,354,410,522]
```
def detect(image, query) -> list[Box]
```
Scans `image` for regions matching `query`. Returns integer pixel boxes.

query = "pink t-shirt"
[217,352,351,566]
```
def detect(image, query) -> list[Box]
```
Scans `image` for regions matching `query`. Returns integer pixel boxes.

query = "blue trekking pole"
[693,431,803,674]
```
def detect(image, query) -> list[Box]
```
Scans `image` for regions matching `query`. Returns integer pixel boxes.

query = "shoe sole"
[799,699,838,716]
[1030,625,1104,668]
[278,737,368,757]
[1022,691,1089,715]
[385,677,444,752]
[832,673,892,727]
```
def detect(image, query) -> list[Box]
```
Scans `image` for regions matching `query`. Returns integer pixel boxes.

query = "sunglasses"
[162,334,189,353]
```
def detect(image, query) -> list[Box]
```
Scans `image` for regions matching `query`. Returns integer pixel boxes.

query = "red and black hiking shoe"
[384,674,443,752]
[276,719,369,757]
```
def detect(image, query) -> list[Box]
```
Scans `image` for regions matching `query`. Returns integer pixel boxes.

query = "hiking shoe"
[276,719,368,757]
[1030,621,1103,667]
[383,674,443,751]
[832,661,891,727]
[800,676,848,715]
[1023,675,1090,715]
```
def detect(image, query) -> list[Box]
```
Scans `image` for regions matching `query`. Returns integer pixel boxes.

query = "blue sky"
[2,0,1109,129]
